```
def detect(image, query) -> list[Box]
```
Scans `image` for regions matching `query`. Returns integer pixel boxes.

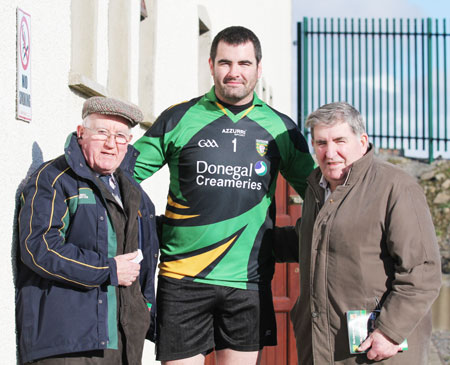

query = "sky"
[292,0,450,20]
[408,0,450,17]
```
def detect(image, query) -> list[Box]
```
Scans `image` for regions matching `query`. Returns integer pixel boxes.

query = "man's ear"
[360,133,369,153]
[257,61,262,79]
[208,57,214,77]
[76,125,84,140]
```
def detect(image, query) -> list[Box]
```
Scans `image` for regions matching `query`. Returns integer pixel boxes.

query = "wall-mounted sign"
[17,8,32,122]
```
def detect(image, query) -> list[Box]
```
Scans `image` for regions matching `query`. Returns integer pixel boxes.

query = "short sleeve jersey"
[134,87,314,289]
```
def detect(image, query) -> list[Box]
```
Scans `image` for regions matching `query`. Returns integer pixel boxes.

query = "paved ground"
[429,330,450,364]
[430,342,443,364]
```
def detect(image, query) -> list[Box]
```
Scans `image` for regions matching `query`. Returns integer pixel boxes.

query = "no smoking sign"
[17,8,32,122]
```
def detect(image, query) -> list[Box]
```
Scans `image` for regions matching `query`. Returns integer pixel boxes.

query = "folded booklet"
[346,310,408,354]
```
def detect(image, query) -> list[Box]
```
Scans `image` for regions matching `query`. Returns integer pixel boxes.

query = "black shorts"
[155,276,277,361]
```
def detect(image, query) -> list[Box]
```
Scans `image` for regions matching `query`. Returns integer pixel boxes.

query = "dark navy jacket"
[16,133,158,363]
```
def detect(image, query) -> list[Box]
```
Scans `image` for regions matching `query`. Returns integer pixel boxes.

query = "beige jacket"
[289,146,442,364]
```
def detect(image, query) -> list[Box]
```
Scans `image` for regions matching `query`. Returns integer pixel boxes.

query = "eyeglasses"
[84,127,131,145]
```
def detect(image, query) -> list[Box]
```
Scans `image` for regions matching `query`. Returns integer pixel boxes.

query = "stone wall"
[419,160,450,273]
[379,153,450,274]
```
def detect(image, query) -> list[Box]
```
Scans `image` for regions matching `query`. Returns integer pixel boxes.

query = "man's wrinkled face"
[77,114,131,175]
[209,41,262,105]
[312,121,368,191]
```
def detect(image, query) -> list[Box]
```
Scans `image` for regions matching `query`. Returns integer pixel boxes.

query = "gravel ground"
[432,330,450,364]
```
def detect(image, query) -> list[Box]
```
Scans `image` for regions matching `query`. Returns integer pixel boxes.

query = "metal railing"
[297,17,450,162]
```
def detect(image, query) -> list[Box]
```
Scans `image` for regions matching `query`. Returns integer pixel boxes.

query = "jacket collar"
[307,143,375,197]
[341,143,374,190]
[63,132,140,180]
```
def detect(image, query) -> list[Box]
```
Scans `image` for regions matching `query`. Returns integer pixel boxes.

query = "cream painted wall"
[1,0,292,363]
[1,1,83,363]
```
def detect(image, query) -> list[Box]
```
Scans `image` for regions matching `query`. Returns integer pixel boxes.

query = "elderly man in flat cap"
[16,97,159,364]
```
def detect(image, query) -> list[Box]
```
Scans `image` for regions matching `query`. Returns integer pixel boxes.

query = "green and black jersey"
[134,87,314,289]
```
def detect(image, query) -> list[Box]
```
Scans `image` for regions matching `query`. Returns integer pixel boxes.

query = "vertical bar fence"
[298,17,450,162]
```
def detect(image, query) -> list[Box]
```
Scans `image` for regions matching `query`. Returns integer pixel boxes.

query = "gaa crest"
[256,139,268,157]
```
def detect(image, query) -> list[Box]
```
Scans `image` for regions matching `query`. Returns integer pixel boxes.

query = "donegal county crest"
[256,139,268,157]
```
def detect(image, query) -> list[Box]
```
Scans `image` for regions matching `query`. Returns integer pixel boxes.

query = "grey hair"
[81,114,131,132]
[305,102,366,138]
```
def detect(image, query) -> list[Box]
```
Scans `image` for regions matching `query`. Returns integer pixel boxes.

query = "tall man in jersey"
[133,26,314,365]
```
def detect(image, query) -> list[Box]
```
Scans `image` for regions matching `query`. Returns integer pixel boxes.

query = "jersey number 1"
[232,138,237,153]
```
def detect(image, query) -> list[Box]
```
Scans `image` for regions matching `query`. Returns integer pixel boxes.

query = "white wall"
[1,1,82,363]
[0,0,293,363]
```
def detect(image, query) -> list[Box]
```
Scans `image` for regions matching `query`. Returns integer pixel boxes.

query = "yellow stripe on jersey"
[159,235,237,279]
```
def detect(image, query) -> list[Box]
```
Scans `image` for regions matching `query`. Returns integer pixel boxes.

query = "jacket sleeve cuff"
[108,258,119,286]
[375,320,406,345]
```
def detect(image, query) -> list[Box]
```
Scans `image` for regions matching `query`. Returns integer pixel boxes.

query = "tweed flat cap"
[82,96,143,127]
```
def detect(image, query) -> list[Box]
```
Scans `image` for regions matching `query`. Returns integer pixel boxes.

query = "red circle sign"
[20,16,30,70]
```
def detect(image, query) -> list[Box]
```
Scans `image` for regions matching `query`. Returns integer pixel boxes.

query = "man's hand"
[114,251,140,287]
[358,329,400,361]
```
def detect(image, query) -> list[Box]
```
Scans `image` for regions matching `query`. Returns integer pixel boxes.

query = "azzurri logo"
[254,161,267,176]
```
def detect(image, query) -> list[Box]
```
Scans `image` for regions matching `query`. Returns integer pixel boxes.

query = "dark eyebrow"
[216,58,254,64]
[314,139,327,144]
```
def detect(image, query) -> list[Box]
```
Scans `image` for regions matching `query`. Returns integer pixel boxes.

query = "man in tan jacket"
[275,102,442,364]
